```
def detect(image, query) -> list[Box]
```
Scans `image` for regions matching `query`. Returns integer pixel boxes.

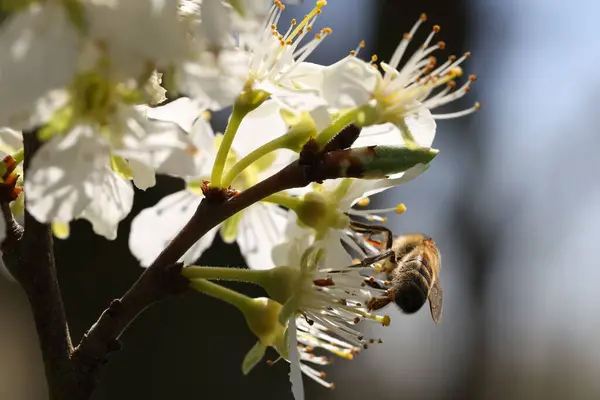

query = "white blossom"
[300,14,479,148]
[129,99,292,269]
[0,2,78,128]
[179,0,330,111]
[25,103,197,239]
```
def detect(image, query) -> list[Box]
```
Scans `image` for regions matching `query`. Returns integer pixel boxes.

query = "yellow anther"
[186,145,199,156]
[349,50,356,56]
[474,102,481,109]
[381,315,391,326]
[395,203,407,214]
[420,13,427,21]
[357,197,370,206]
[433,24,441,32]
[371,54,378,62]
[323,27,332,34]
[291,18,297,25]
[359,40,366,48]
[201,110,211,120]
[352,258,361,265]
[287,1,326,42]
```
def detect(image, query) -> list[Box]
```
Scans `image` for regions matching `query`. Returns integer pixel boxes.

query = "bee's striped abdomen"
[391,254,433,314]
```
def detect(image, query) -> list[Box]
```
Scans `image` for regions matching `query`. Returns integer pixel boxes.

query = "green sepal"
[242,341,267,375]
[358,146,438,178]
[63,0,86,33]
[110,156,133,180]
[38,106,74,141]
[220,210,245,243]
[10,192,24,216]
[52,222,70,240]
[326,145,439,179]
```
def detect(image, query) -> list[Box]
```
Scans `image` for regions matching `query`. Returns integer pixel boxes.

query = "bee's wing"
[428,280,443,323]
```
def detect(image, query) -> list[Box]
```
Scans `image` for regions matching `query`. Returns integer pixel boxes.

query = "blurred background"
[2,0,600,399]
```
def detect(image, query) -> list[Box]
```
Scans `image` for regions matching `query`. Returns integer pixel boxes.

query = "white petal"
[309,105,333,133]
[356,106,435,148]
[288,319,305,400]
[404,106,437,147]
[340,163,430,209]
[188,117,218,176]
[178,49,250,111]
[237,204,288,270]
[320,230,353,269]
[112,106,198,178]
[271,212,312,267]
[197,0,235,48]
[79,169,134,240]
[286,62,325,91]
[321,56,378,109]
[0,128,23,154]
[353,123,400,148]
[128,159,156,190]
[0,3,78,128]
[257,81,327,113]
[25,126,110,223]
[85,0,187,78]
[143,97,206,133]
[233,100,287,155]
[129,190,208,267]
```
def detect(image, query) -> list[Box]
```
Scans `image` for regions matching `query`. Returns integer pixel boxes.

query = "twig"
[71,162,308,394]
[1,134,76,399]
[71,140,374,396]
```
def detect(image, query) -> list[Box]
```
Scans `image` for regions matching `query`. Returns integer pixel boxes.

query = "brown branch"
[71,161,309,396]
[70,139,377,396]
[1,134,75,399]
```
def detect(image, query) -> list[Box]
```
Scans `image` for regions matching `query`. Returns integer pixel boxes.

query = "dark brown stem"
[71,162,309,396]
[1,134,75,399]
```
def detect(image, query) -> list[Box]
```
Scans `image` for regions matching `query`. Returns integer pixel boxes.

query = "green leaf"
[242,341,267,375]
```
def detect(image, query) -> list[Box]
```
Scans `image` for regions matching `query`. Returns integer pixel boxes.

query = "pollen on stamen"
[469,74,478,82]
[437,41,446,50]
[200,110,211,121]
[420,12,427,21]
[291,18,297,25]
[352,258,361,265]
[357,197,370,206]
[381,315,391,326]
[395,203,407,214]
[371,54,378,62]
[433,24,441,32]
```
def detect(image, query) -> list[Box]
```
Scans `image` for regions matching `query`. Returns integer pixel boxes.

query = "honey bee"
[350,221,443,323]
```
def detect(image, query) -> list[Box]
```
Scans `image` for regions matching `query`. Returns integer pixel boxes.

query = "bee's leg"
[366,290,394,311]
[348,220,393,251]
[357,249,395,267]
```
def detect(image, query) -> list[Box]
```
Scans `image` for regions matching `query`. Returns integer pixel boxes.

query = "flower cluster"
[0,1,478,398]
